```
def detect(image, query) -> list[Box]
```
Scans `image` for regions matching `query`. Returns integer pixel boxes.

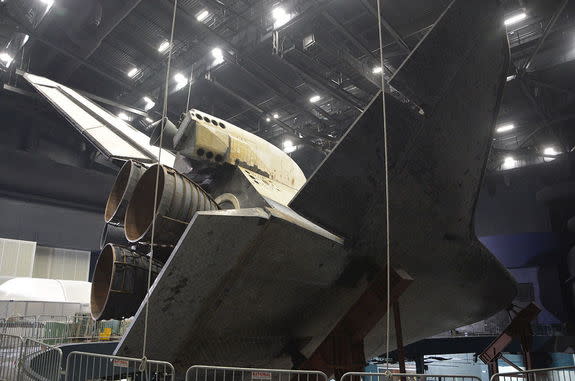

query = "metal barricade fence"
[186,365,329,381]
[20,338,63,381]
[65,351,175,380]
[1,317,39,339]
[36,315,69,345]
[341,372,482,381]
[490,366,575,381]
[0,334,24,381]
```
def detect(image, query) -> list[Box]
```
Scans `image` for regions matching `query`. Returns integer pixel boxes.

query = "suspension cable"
[141,0,179,361]
[375,0,392,370]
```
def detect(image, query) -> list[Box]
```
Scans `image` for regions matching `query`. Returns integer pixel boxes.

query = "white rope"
[375,0,392,370]
[141,0,179,360]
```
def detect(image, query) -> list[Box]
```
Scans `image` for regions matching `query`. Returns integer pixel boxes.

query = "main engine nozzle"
[104,160,146,224]
[124,165,219,253]
[91,244,162,321]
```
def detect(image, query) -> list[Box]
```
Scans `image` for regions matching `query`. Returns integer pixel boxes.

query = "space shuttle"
[21,0,516,377]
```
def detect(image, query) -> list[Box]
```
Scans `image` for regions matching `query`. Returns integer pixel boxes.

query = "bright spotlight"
[211,47,224,65]
[505,12,527,26]
[283,140,296,153]
[158,41,170,53]
[0,52,14,68]
[272,7,292,29]
[496,124,515,133]
[543,147,559,156]
[502,156,517,170]
[372,66,383,74]
[174,73,188,90]
[309,95,321,103]
[196,9,209,22]
[127,67,139,78]
[273,113,279,119]
[143,96,155,111]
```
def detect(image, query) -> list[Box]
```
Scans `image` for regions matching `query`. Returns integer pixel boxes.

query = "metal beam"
[522,0,569,71]
[359,0,411,53]
[281,50,364,112]
[323,11,376,60]
[60,0,145,80]
[206,77,329,149]
[241,58,339,124]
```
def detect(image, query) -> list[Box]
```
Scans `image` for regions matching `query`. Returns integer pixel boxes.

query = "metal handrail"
[20,337,63,381]
[186,365,329,381]
[342,372,482,380]
[65,351,175,380]
[490,366,575,381]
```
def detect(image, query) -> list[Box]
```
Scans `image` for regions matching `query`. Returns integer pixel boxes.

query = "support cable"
[375,0,392,370]
[140,0,179,362]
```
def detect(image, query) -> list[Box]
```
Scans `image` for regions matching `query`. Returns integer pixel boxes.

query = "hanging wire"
[375,0,392,370]
[141,0,179,360]
[185,63,194,112]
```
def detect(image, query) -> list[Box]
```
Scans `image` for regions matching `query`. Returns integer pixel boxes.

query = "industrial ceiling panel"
[22,72,175,167]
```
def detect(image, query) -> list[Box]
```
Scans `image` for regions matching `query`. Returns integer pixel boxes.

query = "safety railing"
[65,351,175,380]
[186,365,329,381]
[20,338,63,381]
[1,316,39,339]
[0,313,132,345]
[341,372,482,381]
[490,366,575,381]
[0,333,24,380]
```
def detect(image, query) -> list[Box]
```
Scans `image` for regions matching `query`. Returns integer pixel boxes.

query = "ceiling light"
[543,147,559,156]
[0,52,13,67]
[127,67,139,78]
[266,117,271,122]
[174,72,188,90]
[158,41,170,53]
[118,112,131,121]
[372,66,383,74]
[506,75,516,82]
[40,0,54,7]
[272,7,292,29]
[502,156,517,170]
[496,123,515,133]
[309,95,321,103]
[273,113,279,119]
[143,96,155,111]
[145,117,153,123]
[283,139,297,153]
[211,47,224,65]
[504,12,527,26]
[196,9,209,22]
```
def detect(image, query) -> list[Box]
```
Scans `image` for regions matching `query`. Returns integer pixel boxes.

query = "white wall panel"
[0,238,36,277]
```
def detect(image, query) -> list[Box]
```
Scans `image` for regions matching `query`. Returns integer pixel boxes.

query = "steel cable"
[375,0,392,370]
[141,0,179,360]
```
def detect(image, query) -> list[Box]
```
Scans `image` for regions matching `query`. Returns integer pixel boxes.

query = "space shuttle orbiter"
[21,0,516,376]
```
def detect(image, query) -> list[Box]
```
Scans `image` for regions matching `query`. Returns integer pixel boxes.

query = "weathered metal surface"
[115,208,347,372]
[173,109,306,204]
[114,0,515,372]
[100,223,131,249]
[104,160,147,224]
[91,244,163,320]
[290,0,516,358]
[124,164,219,251]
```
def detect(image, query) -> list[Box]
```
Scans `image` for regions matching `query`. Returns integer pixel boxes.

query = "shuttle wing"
[21,72,175,167]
